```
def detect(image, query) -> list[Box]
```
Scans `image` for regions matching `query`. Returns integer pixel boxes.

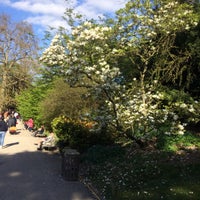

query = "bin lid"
[64,149,80,155]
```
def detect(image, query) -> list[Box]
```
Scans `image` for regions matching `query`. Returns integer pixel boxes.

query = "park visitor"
[0,115,8,148]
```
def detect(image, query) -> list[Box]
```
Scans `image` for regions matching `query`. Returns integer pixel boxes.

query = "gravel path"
[0,121,96,200]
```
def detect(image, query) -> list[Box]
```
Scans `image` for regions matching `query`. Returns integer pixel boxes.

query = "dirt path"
[0,121,96,200]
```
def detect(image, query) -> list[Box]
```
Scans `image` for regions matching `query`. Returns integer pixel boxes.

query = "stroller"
[9,126,17,134]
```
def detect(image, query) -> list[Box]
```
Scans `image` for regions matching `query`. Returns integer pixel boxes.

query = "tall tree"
[0,14,39,110]
[40,0,200,146]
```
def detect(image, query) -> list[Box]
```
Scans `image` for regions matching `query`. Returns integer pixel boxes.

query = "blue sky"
[0,0,128,41]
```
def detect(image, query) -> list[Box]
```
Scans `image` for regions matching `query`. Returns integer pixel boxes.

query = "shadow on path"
[0,150,96,200]
[3,142,20,149]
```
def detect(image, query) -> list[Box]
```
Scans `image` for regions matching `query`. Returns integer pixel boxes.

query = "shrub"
[156,132,200,152]
[51,116,114,152]
[39,78,93,130]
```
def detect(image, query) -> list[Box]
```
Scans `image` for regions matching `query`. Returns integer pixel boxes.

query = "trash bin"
[61,149,80,181]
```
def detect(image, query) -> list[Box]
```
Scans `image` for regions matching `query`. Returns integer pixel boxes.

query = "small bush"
[51,116,114,152]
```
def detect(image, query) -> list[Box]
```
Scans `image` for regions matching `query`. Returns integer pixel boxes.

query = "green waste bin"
[61,149,80,181]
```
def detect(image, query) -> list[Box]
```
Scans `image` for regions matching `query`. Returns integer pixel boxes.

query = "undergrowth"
[81,132,200,200]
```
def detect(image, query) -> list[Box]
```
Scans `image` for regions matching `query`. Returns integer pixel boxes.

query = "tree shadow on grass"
[83,143,200,200]
[122,148,200,200]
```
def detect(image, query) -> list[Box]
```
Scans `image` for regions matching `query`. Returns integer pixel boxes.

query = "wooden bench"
[35,132,47,137]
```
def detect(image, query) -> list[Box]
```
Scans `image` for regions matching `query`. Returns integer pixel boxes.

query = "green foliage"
[157,132,200,152]
[158,87,200,124]
[51,116,114,152]
[115,0,199,84]
[51,116,91,152]
[172,2,200,98]
[39,78,93,130]
[15,82,49,126]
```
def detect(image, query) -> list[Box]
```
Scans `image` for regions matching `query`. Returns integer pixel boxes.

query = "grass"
[80,133,200,200]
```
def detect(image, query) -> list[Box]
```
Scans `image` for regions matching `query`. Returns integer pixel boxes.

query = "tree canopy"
[17,0,200,147]
[0,14,39,111]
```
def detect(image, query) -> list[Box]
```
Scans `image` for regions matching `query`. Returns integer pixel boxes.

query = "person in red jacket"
[27,118,34,132]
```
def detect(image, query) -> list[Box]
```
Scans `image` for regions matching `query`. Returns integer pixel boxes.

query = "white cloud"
[11,1,66,15]
[74,0,128,19]
[26,15,67,28]
[2,0,67,16]
[82,0,127,13]
[0,0,128,29]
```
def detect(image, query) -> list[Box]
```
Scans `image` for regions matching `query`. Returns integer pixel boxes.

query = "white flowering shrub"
[116,0,199,85]
[157,88,200,126]
[40,34,67,66]
[114,80,192,142]
[65,22,117,86]
[39,0,199,146]
[117,0,198,45]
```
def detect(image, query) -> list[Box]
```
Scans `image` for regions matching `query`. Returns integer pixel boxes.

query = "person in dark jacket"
[0,115,8,148]
[7,114,17,134]
[7,114,17,128]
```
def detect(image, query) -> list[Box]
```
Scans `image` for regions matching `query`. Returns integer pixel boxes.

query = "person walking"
[7,113,17,134]
[0,115,8,148]
[7,113,17,127]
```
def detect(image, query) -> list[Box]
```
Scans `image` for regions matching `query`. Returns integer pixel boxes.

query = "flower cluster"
[109,81,188,137]
[118,0,198,48]
[40,34,66,66]
[61,22,117,89]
